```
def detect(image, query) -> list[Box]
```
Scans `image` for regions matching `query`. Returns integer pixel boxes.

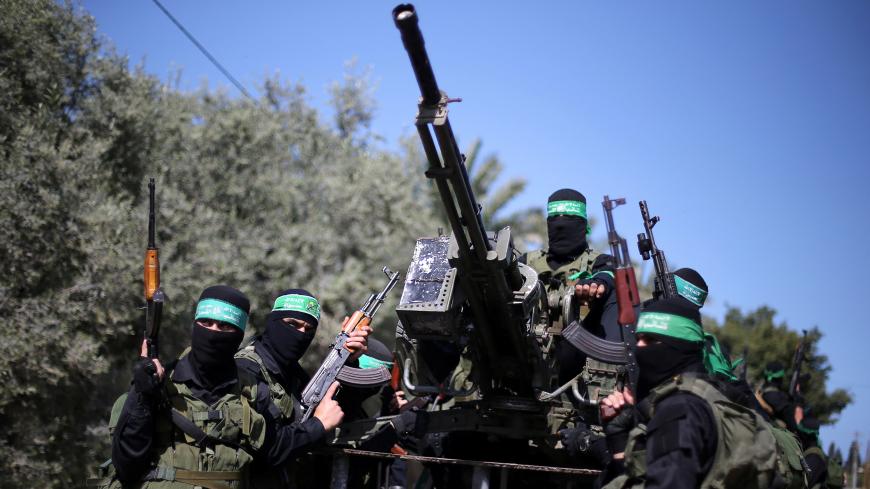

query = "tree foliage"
[0,1,434,486]
[706,306,851,424]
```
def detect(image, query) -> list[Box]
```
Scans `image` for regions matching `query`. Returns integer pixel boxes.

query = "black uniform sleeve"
[111,387,157,483]
[643,392,718,489]
[804,452,828,488]
[583,253,621,341]
[591,254,616,289]
[236,358,327,467]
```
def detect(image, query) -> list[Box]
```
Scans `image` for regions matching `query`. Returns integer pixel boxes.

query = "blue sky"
[82,0,870,452]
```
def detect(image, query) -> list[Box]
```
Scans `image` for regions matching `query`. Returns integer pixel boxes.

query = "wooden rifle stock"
[614,268,639,326]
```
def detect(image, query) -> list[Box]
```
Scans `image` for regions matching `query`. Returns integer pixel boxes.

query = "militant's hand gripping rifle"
[299,267,401,422]
[636,200,677,300]
[603,196,640,392]
[392,4,544,399]
[143,178,164,360]
[788,330,808,398]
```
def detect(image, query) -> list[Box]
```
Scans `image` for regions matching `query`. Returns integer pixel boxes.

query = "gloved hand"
[132,357,164,397]
[390,406,424,437]
[560,426,610,464]
[575,278,608,304]
[560,427,594,457]
[604,409,635,456]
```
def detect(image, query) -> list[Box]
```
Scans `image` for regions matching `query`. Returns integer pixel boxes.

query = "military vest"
[525,248,602,327]
[605,375,807,489]
[99,353,266,489]
[803,445,839,489]
[235,344,317,489]
[235,345,297,421]
[824,451,845,488]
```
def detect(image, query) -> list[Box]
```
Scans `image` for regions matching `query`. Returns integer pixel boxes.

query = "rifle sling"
[170,408,240,450]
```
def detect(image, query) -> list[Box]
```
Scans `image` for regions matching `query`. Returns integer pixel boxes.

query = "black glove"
[560,426,610,464]
[604,409,635,456]
[390,407,422,437]
[560,427,594,457]
[132,357,163,397]
[578,277,608,290]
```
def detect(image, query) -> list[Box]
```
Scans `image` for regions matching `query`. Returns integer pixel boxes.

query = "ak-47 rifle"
[636,200,677,300]
[788,330,808,398]
[602,196,641,392]
[299,267,401,422]
[143,178,164,359]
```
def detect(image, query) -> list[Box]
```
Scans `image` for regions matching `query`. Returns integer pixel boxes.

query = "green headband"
[796,423,820,437]
[674,275,708,307]
[637,311,737,381]
[272,294,321,321]
[195,298,248,331]
[547,200,592,235]
[358,355,393,370]
[547,200,587,219]
[765,369,786,381]
[637,312,704,343]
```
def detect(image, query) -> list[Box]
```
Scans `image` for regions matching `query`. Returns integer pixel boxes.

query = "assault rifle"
[299,267,401,422]
[636,200,676,300]
[602,196,641,392]
[788,330,808,398]
[143,178,164,359]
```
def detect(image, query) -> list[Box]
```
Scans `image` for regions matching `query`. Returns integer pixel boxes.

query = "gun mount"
[392,4,556,406]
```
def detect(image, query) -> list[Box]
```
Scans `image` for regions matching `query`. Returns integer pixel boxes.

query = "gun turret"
[393,4,546,399]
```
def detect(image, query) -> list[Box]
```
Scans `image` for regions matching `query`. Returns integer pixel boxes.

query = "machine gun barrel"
[393,4,441,106]
[393,4,535,394]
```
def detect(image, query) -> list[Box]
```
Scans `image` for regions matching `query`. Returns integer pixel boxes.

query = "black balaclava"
[672,267,709,309]
[635,298,704,399]
[261,288,320,372]
[189,285,249,390]
[546,188,589,262]
[797,416,822,448]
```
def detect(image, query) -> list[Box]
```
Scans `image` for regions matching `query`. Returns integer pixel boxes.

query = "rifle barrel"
[148,178,157,249]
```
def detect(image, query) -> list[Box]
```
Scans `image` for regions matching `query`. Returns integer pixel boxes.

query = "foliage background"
[0,1,851,486]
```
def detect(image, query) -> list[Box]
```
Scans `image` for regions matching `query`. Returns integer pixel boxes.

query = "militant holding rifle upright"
[144,178,164,359]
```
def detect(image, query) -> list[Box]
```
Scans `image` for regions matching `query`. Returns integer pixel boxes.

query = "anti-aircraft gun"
[327,7,628,485]
[386,2,631,449]
[390,2,553,418]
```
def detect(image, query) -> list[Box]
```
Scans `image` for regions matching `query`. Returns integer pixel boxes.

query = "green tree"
[707,306,851,424]
[0,2,432,486]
